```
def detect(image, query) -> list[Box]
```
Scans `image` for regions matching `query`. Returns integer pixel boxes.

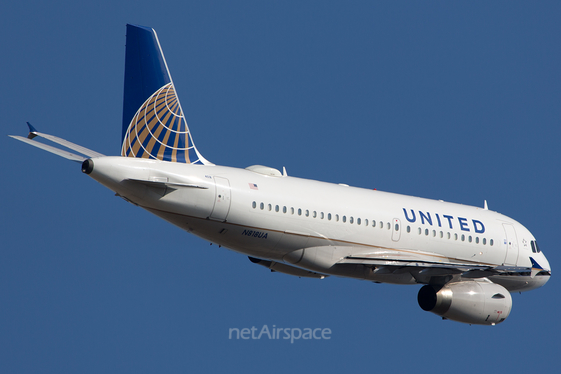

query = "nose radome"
[541,254,552,273]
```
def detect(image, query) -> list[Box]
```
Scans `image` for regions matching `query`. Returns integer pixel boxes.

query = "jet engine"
[417,281,512,325]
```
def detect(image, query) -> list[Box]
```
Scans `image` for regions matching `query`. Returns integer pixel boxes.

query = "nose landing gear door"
[210,177,231,221]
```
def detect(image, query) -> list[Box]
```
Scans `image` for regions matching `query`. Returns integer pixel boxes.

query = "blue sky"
[2,1,560,372]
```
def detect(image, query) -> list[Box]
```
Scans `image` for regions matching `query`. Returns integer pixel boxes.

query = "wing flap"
[338,248,534,276]
[339,249,490,270]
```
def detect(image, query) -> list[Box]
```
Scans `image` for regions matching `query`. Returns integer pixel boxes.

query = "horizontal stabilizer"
[9,135,86,162]
[9,123,105,162]
[26,123,104,158]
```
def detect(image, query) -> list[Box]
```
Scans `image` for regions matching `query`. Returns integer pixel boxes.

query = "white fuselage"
[86,156,551,292]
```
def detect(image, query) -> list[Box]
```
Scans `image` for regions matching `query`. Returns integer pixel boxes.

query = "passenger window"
[275,205,279,212]
[298,208,302,216]
[395,223,400,231]
[260,202,264,210]
[476,237,479,244]
[483,238,487,245]
[350,217,354,224]
[313,211,317,218]
[321,212,324,219]
[468,236,472,243]
[268,204,272,211]
[372,220,376,227]
[490,239,494,246]
[283,206,287,213]
[364,219,368,226]
[432,230,436,237]
[305,210,309,217]
[407,226,411,233]
[252,201,256,209]
[461,234,465,242]
[328,213,332,220]
[336,214,340,222]
[291,207,294,214]
[425,229,429,236]
[342,216,347,223]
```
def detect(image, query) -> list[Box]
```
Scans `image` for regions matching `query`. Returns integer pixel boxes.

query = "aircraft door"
[392,218,401,242]
[502,224,519,266]
[210,177,231,221]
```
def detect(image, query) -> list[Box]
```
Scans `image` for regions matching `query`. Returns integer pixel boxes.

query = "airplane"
[10,24,551,326]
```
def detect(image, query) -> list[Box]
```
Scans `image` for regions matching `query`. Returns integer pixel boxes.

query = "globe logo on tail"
[121,82,200,163]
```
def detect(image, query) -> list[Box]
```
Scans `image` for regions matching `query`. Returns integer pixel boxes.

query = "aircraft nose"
[542,254,552,273]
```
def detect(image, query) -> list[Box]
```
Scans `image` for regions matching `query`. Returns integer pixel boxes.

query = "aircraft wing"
[336,248,534,277]
[339,249,489,269]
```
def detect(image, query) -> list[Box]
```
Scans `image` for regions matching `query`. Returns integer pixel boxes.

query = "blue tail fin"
[121,24,209,164]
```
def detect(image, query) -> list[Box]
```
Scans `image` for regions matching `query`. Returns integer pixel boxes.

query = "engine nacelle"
[418,281,512,325]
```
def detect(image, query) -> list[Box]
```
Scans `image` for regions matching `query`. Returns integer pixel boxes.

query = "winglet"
[27,122,38,139]
[530,257,544,278]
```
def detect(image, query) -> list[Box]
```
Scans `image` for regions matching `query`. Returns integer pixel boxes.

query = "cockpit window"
[531,240,542,253]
